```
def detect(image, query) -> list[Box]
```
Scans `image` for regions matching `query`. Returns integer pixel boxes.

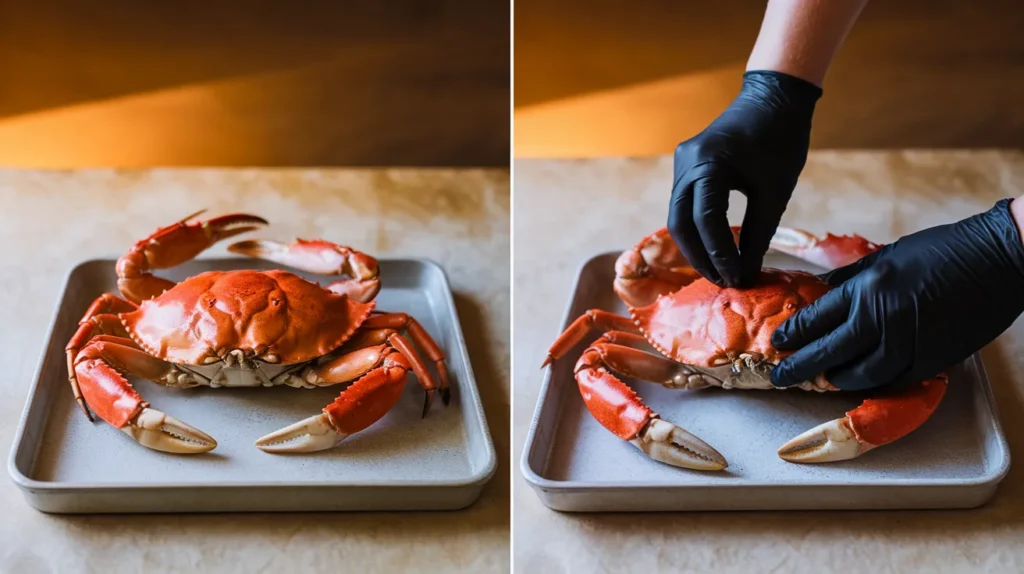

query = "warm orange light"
[514,65,743,159]
[0,80,255,168]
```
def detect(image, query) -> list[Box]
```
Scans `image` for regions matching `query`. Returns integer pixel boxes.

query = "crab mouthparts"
[209,364,273,388]
[185,356,295,388]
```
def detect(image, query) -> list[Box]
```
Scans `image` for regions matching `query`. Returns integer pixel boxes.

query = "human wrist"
[1010,194,1024,250]
[746,0,870,87]
[981,196,1024,281]
[738,70,823,124]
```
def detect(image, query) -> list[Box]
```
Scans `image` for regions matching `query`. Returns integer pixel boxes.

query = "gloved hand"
[668,70,823,287]
[770,198,1024,391]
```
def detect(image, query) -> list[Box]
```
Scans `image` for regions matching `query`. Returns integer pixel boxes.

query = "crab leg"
[335,327,395,350]
[255,347,413,453]
[358,313,450,406]
[226,238,381,303]
[574,343,727,470]
[69,313,131,350]
[117,210,268,303]
[543,309,641,367]
[592,330,653,351]
[778,375,948,463]
[586,342,715,390]
[79,293,138,322]
[70,337,216,454]
[67,313,137,419]
[291,328,442,416]
[68,293,153,418]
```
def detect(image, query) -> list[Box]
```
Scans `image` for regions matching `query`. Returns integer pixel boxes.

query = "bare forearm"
[747,0,870,87]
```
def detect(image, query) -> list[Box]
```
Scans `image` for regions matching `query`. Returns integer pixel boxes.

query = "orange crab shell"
[629,268,830,367]
[121,269,374,365]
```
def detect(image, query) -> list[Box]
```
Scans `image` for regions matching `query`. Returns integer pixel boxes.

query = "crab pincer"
[574,346,727,470]
[253,345,420,453]
[777,375,948,463]
[69,338,217,454]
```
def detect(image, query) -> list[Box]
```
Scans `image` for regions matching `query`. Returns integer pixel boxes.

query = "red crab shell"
[122,269,374,365]
[629,268,830,367]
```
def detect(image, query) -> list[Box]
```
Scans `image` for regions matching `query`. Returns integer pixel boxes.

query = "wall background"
[514,0,1024,157]
[0,1,510,167]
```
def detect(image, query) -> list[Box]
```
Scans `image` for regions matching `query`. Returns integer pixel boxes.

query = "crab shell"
[123,269,373,366]
[630,268,829,370]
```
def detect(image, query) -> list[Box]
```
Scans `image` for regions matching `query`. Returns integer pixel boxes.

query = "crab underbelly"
[673,355,828,393]
[175,361,311,389]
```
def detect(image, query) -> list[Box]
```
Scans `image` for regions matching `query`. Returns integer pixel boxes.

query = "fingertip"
[685,260,724,286]
[720,267,742,288]
[770,327,790,349]
[738,256,764,287]
[666,179,725,287]
[769,363,797,387]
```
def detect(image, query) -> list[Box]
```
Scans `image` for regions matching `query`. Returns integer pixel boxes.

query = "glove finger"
[770,318,876,387]
[692,171,742,287]
[818,242,894,286]
[823,343,911,392]
[771,281,854,350]
[667,167,723,286]
[737,192,785,285]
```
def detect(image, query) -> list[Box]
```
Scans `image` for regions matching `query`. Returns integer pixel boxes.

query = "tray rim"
[9,256,498,494]
[520,250,1012,494]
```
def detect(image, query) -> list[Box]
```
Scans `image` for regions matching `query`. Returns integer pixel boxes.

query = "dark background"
[515,0,1024,156]
[0,1,510,167]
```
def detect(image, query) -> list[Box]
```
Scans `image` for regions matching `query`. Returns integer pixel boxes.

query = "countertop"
[513,151,1024,573]
[0,168,510,573]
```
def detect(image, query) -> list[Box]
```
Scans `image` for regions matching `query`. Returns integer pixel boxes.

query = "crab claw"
[777,416,868,463]
[254,413,348,453]
[769,226,883,270]
[116,210,269,303]
[121,407,217,454]
[571,350,728,471]
[778,376,948,464]
[227,238,380,303]
[630,418,728,471]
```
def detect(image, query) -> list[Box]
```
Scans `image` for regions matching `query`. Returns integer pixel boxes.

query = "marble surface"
[513,151,1024,573]
[0,168,510,573]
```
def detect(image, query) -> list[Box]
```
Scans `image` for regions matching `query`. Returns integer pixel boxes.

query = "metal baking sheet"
[9,257,496,514]
[521,251,1010,512]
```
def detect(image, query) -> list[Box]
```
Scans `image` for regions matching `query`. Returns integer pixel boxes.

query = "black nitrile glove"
[668,70,823,287]
[770,198,1024,391]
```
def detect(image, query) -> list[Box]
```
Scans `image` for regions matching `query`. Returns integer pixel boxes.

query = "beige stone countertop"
[513,151,1024,573]
[0,168,510,573]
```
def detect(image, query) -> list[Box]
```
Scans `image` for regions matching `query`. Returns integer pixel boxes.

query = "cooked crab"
[544,226,947,471]
[66,210,449,455]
